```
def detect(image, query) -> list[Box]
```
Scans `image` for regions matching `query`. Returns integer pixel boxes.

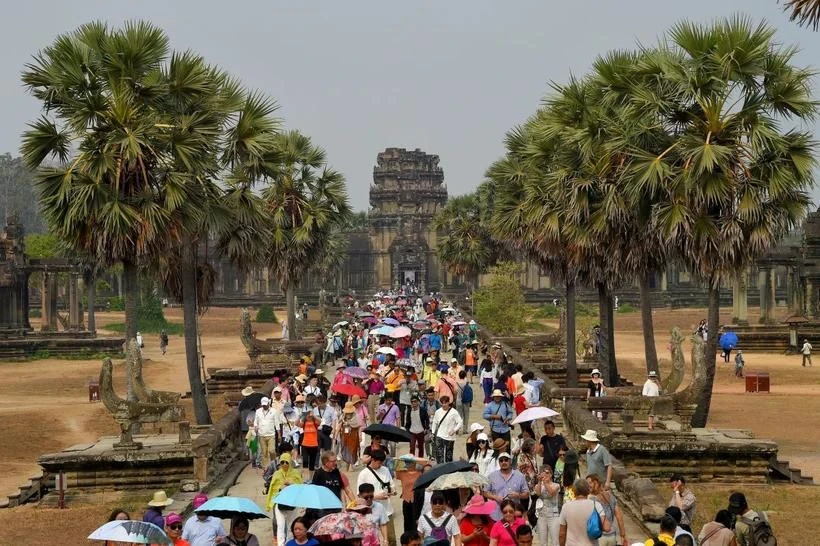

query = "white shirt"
[357,465,394,516]
[803,342,812,355]
[642,379,660,397]
[364,499,389,526]
[315,405,339,428]
[253,406,282,437]
[432,406,463,441]
[418,511,460,539]
[182,515,226,546]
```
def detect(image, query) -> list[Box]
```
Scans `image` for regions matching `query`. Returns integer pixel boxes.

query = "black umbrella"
[363,423,412,443]
[238,392,266,412]
[413,461,474,490]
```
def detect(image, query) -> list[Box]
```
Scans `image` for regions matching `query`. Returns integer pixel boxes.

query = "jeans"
[434,437,454,463]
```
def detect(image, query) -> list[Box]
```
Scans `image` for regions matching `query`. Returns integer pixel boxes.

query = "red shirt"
[461,517,492,546]
[489,518,527,546]
[513,394,527,415]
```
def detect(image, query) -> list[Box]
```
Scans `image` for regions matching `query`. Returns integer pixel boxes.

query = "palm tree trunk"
[566,278,578,388]
[691,278,720,428]
[639,273,659,374]
[182,243,212,425]
[286,284,297,341]
[122,259,138,402]
[87,274,96,333]
[596,282,611,383]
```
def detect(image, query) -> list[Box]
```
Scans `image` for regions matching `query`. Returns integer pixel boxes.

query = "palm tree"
[260,130,351,340]
[783,0,820,29]
[629,17,817,426]
[21,21,182,401]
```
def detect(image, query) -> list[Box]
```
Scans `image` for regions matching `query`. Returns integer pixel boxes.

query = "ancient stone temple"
[0,216,31,335]
[369,148,447,290]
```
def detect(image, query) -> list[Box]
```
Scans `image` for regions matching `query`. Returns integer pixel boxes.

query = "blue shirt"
[182,515,226,546]
[430,333,442,350]
[483,400,513,434]
[485,469,529,520]
[285,538,319,546]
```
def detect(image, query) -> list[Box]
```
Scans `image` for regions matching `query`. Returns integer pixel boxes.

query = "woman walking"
[533,467,561,546]
[337,401,362,470]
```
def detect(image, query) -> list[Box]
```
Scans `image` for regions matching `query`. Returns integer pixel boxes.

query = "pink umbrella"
[389,326,412,338]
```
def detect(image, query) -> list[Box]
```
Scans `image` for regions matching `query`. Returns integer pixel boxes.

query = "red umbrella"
[330,383,367,398]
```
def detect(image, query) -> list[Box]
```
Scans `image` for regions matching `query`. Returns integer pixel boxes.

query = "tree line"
[433,16,817,427]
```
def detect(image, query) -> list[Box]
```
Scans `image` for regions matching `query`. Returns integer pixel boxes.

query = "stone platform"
[0,332,125,360]
[36,433,195,506]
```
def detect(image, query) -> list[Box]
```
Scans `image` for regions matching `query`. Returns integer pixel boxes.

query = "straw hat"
[492,438,508,451]
[147,490,174,507]
[295,374,308,383]
[491,389,504,398]
[241,386,254,397]
[580,429,600,442]
[351,395,363,404]
[343,401,356,414]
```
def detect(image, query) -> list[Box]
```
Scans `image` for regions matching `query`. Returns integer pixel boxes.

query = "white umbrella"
[376,346,398,356]
[88,521,172,544]
[389,326,412,338]
[333,320,349,329]
[440,307,456,313]
[511,405,560,424]
[452,321,466,326]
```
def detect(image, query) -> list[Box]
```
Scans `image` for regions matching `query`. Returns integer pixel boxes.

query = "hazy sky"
[3,1,820,211]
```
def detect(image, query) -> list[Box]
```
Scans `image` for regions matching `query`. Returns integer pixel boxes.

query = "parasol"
[331,383,367,398]
[413,460,474,490]
[376,346,397,356]
[363,423,412,443]
[309,511,380,545]
[426,472,489,491]
[273,484,344,510]
[511,406,560,424]
[88,521,172,544]
[194,496,269,520]
[389,326,412,338]
[343,367,369,379]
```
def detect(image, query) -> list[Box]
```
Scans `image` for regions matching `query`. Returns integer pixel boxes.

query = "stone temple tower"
[369,148,448,290]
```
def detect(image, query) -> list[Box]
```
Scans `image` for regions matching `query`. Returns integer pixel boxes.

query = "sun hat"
[273,386,282,393]
[469,422,485,433]
[491,389,504,397]
[497,452,512,460]
[426,357,434,363]
[295,374,308,382]
[165,512,183,526]
[192,493,208,509]
[241,386,254,397]
[351,394,363,404]
[591,369,601,376]
[343,401,356,414]
[295,394,306,402]
[450,357,458,363]
[476,432,489,442]
[463,494,497,515]
[648,370,658,377]
[492,438,508,451]
[314,369,325,375]
[469,320,476,325]
[580,429,600,442]
[147,490,174,507]
[260,396,271,406]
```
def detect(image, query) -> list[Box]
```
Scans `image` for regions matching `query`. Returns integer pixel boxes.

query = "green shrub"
[473,262,527,335]
[532,305,560,319]
[29,308,42,318]
[255,304,279,323]
[107,297,125,311]
[104,294,181,334]
[617,303,637,313]
[576,303,598,317]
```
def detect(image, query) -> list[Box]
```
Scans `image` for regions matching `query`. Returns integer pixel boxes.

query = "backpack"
[424,514,452,542]
[586,501,603,540]
[461,383,474,404]
[741,514,777,546]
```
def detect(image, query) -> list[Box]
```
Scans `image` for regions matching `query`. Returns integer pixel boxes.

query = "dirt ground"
[0,305,817,544]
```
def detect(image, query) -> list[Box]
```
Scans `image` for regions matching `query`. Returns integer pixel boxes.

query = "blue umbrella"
[370,325,394,336]
[194,496,269,520]
[273,484,344,510]
[719,331,739,351]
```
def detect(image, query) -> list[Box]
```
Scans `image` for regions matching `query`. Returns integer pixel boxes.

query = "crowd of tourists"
[102,292,775,546]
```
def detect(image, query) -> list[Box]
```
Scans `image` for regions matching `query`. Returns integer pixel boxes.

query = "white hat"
[476,432,489,442]
[469,422,485,433]
[147,490,174,507]
[469,320,476,325]
[451,357,458,363]
[241,386,254,397]
[648,370,658,377]
[497,452,512,460]
[261,396,271,406]
[491,389,504,397]
[273,386,282,393]
[580,429,600,442]
[591,369,601,376]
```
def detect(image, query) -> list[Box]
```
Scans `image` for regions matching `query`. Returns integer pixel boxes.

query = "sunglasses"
[432,500,446,505]
[168,524,183,530]
[281,461,290,465]
[477,440,487,443]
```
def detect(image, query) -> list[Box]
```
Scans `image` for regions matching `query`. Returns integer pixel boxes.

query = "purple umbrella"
[382,318,400,326]
[343,366,369,379]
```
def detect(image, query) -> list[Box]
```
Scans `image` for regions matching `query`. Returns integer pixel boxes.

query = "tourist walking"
[159,329,169,355]
[558,479,610,546]
[802,338,813,366]
[588,473,627,546]
[264,453,303,546]
[404,396,429,458]
[479,359,496,402]
[581,429,613,490]
[358,449,396,544]
[482,452,529,521]
[163,512,189,546]
[314,395,338,451]
[254,397,282,469]
[456,370,472,434]
[534,466,561,546]
[143,490,173,529]
[336,402,361,470]
[418,491,462,546]
[432,395,463,463]
[728,492,774,546]
[642,371,661,431]
[483,389,513,445]
[668,474,696,529]
[182,493,227,546]
[734,351,745,378]
[537,420,566,473]
[697,510,737,546]
[488,499,528,546]
[299,412,320,477]
[354,483,390,546]
[469,433,495,475]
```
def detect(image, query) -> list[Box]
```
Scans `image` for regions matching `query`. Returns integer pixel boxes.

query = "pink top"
[489,518,527,546]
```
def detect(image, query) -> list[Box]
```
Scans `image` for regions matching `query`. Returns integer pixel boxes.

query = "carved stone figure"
[99,358,184,449]
[127,339,181,405]
[660,327,685,394]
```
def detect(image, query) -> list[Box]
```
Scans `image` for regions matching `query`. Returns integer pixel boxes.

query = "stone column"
[767,268,776,322]
[661,271,668,291]
[68,273,80,331]
[732,271,748,325]
[40,275,49,332]
[807,280,815,318]
[759,268,772,323]
[47,273,58,331]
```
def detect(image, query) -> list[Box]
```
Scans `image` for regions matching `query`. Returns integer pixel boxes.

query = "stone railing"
[192,409,244,484]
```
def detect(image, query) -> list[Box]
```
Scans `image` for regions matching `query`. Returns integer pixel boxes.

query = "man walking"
[802,338,813,366]
[734,350,745,378]
[482,452,529,521]
[254,396,282,469]
[431,395,462,463]
[558,479,611,546]
[358,449,397,546]
[314,395,338,451]
[483,389,513,445]
[581,429,613,491]
[404,396,428,458]
[642,371,661,431]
